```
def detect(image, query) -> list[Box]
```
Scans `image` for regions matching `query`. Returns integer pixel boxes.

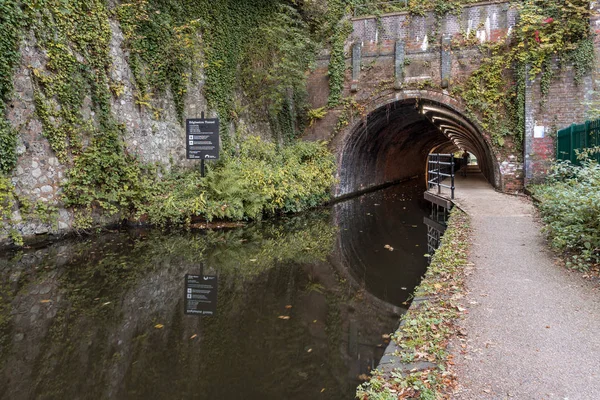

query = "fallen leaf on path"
[154,324,164,329]
[278,316,290,320]
[285,305,293,309]
[190,334,198,339]
[40,300,51,303]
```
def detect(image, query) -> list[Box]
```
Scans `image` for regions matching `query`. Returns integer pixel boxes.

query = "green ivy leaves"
[0,0,23,175]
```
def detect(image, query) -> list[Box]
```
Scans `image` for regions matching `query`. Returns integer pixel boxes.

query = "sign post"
[186,113,220,177]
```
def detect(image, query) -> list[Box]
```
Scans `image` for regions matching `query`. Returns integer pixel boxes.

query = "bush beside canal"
[62,135,336,230]
[356,209,470,400]
[532,160,600,273]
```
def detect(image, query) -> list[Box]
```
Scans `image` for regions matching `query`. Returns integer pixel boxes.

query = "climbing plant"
[0,0,23,175]
[115,0,203,122]
[25,0,115,162]
[453,0,594,152]
[241,4,316,142]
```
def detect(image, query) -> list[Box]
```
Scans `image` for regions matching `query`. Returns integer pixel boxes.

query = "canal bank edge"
[357,209,471,399]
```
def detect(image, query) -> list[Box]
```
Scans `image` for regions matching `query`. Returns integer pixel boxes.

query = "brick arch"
[332,89,501,197]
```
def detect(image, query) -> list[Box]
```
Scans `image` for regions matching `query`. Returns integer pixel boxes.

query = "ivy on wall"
[0,0,23,175]
[0,0,338,236]
[26,0,115,162]
[453,0,595,152]
[317,0,595,155]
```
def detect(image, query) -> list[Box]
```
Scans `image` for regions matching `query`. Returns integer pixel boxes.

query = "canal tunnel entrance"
[336,96,498,197]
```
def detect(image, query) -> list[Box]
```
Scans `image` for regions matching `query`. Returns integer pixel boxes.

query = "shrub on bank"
[64,136,336,228]
[532,160,600,271]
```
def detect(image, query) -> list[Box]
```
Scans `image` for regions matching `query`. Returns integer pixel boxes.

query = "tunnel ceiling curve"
[337,98,497,197]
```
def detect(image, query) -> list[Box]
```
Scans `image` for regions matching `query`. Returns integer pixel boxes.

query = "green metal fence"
[556,119,600,165]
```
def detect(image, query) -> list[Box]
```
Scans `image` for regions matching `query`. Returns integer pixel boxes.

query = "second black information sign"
[184,274,218,316]
[186,118,220,160]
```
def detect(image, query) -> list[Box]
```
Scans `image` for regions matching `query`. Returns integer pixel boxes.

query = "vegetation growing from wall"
[24,0,116,165]
[532,159,600,272]
[315,0,594,155]
[0,0,23,175]
[0,176,19,245]
[0,1,338,243]
[357,209,470,400]
[115,0,317,145]
[454,0,594,152]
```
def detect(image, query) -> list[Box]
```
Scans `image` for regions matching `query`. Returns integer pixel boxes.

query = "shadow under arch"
[334,90,500,198]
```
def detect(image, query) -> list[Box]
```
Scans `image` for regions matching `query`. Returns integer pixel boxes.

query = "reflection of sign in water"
[185,274,218,315]
[186,118,220,160]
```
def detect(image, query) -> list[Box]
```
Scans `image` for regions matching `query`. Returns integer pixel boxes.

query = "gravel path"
[448,174,600,400]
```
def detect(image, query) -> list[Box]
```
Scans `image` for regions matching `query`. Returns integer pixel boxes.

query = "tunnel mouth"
[337,97,497,197]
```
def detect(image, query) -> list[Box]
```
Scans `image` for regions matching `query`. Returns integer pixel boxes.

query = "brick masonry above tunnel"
[304,1,600,195]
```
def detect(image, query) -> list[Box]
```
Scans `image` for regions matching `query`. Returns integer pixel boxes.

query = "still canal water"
[0,181,431,400]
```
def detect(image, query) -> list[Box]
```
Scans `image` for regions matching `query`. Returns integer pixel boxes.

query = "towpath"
[436,173,600,399]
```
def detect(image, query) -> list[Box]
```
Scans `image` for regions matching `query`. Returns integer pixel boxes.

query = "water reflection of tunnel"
[337,98,498,196]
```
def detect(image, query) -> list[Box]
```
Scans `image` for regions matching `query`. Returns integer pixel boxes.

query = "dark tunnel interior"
[337,98,497,197]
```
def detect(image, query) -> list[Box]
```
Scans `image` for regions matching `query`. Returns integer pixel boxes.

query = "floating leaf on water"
[154,324,164,329]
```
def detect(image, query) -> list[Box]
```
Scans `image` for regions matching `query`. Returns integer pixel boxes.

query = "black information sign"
[186,118,220,160]
[185,274,218,316]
